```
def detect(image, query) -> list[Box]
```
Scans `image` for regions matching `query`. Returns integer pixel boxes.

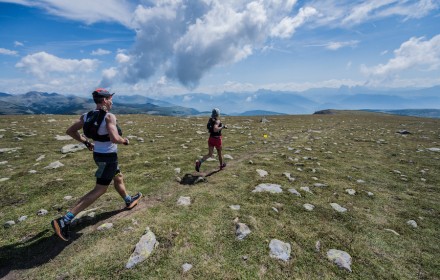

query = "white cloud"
[361,35,440,77]
[116,53,130,64]
[325,40,359,50]
[271,6,318,38]
[15,51,99,78]
[0,48,18,56]
[91,48,111,56]
[14,41,24,47]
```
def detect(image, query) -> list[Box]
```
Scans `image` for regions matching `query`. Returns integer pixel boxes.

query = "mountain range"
[0,85,439,117]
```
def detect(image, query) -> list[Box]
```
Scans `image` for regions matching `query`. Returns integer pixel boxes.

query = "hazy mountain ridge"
[0,85,439,117]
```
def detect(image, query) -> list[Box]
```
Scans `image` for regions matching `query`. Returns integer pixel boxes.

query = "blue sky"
[0,0,439,99]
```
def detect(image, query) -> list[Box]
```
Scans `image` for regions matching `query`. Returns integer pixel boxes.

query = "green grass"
[0,112,439,279]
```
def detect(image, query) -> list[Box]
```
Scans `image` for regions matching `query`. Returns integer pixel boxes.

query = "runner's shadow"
[0,208,124,278]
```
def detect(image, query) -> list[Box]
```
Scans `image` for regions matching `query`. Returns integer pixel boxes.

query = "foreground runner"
[195,108,227,172]
[51,88,142,241]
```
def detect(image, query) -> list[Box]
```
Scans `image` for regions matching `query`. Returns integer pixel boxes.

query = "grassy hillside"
[0,112,439,279]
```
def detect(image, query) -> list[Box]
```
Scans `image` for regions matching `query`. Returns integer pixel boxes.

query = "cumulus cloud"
[91,48,111,56]
[0,48,18,56]
[14,41,24,47]
[103,0,319,89]
[361,35,440,77]
[15,51,99,78]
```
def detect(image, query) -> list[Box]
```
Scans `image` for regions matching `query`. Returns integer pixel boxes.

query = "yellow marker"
[263,134,268,138]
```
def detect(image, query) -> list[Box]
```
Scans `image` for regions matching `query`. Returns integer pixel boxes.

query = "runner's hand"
[123,138,129,145]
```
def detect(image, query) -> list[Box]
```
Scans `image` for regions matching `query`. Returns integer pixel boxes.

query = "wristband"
[83,140,91,148]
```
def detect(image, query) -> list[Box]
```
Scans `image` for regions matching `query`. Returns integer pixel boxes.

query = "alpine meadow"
[1,111,439,279]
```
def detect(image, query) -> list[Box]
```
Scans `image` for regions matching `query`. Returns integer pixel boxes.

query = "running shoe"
[51,217,70,242]
[195,160,201,172]
[220,163,227,169]
[126,192,142,209]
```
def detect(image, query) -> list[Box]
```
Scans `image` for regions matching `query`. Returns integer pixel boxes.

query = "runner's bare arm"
[66,116,94,150]
[106,113,129,145]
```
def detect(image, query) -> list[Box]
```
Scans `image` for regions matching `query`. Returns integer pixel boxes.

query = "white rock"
[236,223,251,240]
[366,191,374,196]
[300,186,313,194]
[313,183,328,187]
[303,203,315,211]
[28,170,37,174]
[224,154,234,160]
[18,215,28,222]
[37,209,48,216]
[126,227,158,269]
[327,249,352,272]
[315,240,321,252]
[174,168,181,174]
[44,161,64,169]
[182,263,193,273]
[55,135,72,140]
[356,179,365,184]
[36,155,45,161]
[0,178,10,182]
[0,147,21,153]
[256,169,268,177]
[407,220,418,228]
[426,147,440,152]
[330,203,347,213]
[288,188,301,197]
[345,189,356,195]
[252,183,283,193]
[230,205,240,210]
[64,195,73,200]
[283,172,295,181]
[0,161,7,165]
[269,239,291,261]
[4,220,15,228]
[61,144,87,154]
[177,196,191,206]
[97,223,113,231]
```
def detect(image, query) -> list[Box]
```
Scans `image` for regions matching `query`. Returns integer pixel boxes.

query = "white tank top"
[82,111,118,153]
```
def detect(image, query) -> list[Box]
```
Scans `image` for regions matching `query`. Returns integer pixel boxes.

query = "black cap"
[92,88,114,97]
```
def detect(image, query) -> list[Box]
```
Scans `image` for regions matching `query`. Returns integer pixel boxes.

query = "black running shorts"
[93,152,120,185]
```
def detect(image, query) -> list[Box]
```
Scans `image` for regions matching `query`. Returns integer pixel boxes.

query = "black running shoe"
[51,217,70,241]
[126,192,142,209]
[195,160,201,172]
[220,162,227,170]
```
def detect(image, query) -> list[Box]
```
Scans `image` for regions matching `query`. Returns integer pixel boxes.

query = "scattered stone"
[174,168,181,174]
[345,189,356,195]
[44,161,64,169]
[283,172,295,181]
[97,223,113,231]
[248,160,254,164]
[0,161,7,165]
[252,183,283,193]
[272,207,279,213]
[37,209,48,216]
[407,220,418,228]
[18,215,28,222]
[300,186,313,194]
[288,188,301,197]
[396,130,411,135]
[126,227,158,269]
[356,179,365,184]
[366,191,374,196]
[64,195,73,200]
[230,205,240,210]
[384,229,400,236]
[177,196,191,206]
[224,154,234,160]
[330,203,347,213]
[36,155,45,161]
[61,144,87,154]
[313,183,327,187]
[327,249,352,272]
[55,135,72,140]
[256,169,268,177]
[4,220,15,228]
[269,239,291,261]
[182,263,193,273]
[303,203,315,211]
[236,223,251,240]
[0,147,21,153]
[28,170,37,174]
[0,178,10,182]
[315,240,321,252]
[426,147,440,152]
